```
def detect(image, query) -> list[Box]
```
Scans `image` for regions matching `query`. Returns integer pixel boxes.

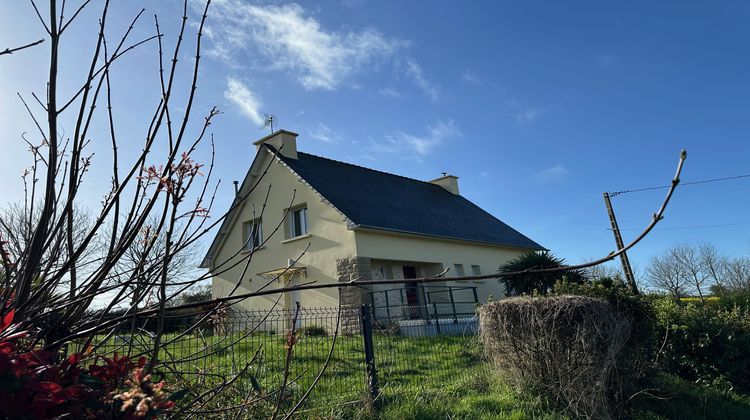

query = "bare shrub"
[479,296,632,419]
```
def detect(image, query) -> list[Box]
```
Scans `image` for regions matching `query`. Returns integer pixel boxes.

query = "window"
[287,205,308,238]
[453,263,465,277]
[471,265,481,276]
[243,219,263,250]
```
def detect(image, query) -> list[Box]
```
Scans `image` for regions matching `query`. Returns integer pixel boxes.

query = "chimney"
[253,129,299,159]
[429,173,459,195]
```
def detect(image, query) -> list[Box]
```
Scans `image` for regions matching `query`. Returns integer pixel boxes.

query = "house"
[200,130,544,319]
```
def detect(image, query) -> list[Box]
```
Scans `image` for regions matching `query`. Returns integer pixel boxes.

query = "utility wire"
[608,173,750,197]
[613,221,750,232]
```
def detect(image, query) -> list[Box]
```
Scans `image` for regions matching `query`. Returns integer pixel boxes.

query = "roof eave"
[349,224,546,251]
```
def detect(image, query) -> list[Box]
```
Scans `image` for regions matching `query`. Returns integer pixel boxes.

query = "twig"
[0,39,45,56]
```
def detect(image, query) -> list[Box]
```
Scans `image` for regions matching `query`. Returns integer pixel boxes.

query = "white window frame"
[287,205,308,239]
[243,219,263,250]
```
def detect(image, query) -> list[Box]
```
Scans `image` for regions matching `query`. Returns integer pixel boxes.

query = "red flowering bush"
[0,310,179,419]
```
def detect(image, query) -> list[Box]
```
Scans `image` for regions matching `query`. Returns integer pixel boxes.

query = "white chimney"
[429,173,459,195]
[253,129,299,159]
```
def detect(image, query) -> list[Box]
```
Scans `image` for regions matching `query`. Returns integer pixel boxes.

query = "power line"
[614,221,750,232]
[608,173,750,197]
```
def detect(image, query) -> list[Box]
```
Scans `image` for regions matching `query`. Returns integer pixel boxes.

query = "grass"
[90,330,487,410]
[89,331,750,419]
[632,374,750,420]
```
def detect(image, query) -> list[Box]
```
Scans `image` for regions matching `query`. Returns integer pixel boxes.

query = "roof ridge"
[295,150,444,188]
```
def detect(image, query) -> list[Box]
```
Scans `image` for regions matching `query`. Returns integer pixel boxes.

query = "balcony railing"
[368,284,479,323]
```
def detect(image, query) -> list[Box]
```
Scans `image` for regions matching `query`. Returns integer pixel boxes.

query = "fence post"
[448,287,458,323]
[432,302,441,335]
[360,304,379,401]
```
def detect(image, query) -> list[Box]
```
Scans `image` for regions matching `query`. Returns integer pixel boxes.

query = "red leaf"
[27,381,63,392]
[67,352,81,365]
[0,309,14,332]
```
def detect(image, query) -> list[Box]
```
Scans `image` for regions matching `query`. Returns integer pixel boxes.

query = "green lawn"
[88,332,750,419]
[90,330,485,410]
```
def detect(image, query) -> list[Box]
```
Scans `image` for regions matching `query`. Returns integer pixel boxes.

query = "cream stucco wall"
[211,151,356,311]
[353,229,531,303]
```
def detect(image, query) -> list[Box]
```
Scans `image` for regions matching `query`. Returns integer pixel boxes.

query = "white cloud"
[461,69,483,86]
[203,1,405,90]
[535,164,569,183]
[378,86,403,98]
[308,123,341,143]
[507,99,544,123]
[224,78,264,125]
[515,108,542,123]
[373,120,461,158]
[405,59,440,102]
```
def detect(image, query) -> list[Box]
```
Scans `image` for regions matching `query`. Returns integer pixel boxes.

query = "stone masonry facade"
[336,256,371,332]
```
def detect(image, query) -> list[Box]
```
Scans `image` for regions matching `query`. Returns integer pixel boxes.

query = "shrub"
[0,310,179,418]
[479,296,632,419]
[301,325,327,337]
[554,278,658,382]
[498,251,585,296]
[651,297,750,392]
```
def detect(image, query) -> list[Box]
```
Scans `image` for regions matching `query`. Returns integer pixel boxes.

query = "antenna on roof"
[442,172,448,177]
[262,114,277,134]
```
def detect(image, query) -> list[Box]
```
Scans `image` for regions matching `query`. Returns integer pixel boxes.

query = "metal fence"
[90,302,483,409]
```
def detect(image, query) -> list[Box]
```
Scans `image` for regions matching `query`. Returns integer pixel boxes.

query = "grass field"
[91,330,485,409]
[89,331,750,419]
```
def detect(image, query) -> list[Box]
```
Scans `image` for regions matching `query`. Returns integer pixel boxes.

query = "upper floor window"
[287,205,308,238]
[243,219,263,250]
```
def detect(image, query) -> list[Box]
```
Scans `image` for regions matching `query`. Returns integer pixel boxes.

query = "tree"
[499,251,585,296]
[647,247,690,298]
[723,257,750,293]
[176,284,211,306]
[672,244,712,302]
[0,2,345,416]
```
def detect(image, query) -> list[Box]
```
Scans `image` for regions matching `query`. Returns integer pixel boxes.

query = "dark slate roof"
[272,146,544,250]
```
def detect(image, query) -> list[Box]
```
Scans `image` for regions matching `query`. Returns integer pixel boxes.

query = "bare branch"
[0,39,44,56]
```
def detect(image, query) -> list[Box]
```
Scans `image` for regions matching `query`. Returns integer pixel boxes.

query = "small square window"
[243,219,263,250]
[453,263,465,277]
[471,265,481,276]
[286,205,308,238]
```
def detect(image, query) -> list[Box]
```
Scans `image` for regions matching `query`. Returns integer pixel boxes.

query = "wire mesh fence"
[87,303,484,410]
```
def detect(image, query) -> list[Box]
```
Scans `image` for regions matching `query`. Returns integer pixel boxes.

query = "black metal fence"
[90,303,483,409]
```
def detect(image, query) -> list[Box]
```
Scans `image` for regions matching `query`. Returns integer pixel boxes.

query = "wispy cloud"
[203,1,405,90]
[507,99,544,124]
[372,120,461,158]
[308,122,341,143]
[378,86,403,98]
[405,59,440,102]
[461,69,484,86]
[535,164,568,183]
[224,78,264,125]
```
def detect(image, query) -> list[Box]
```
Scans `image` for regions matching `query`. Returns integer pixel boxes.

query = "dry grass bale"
[479,295,632,419]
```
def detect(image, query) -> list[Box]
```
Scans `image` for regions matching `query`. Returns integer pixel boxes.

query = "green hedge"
[652,297,750,392]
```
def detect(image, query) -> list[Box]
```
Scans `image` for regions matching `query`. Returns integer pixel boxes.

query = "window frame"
[243,218,263,251]
[286,204,308,239]
[453,263,465,277]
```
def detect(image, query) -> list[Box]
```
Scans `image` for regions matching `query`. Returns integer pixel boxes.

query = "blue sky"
[1,0,749,274]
